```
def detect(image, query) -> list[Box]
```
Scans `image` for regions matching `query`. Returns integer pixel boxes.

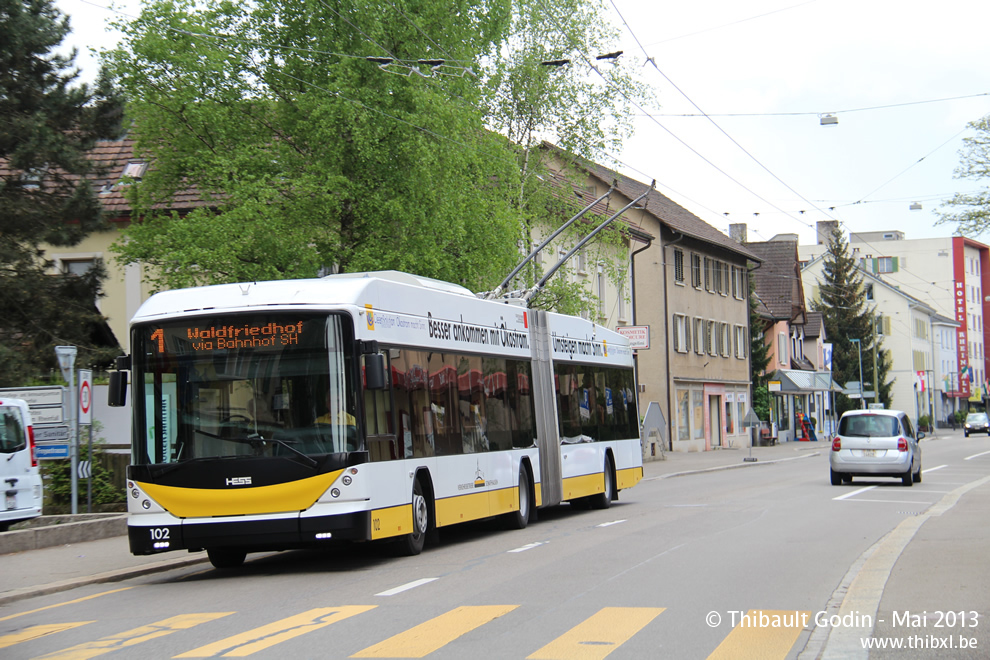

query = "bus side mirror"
[108,370,128,407]
[365,353,386,390]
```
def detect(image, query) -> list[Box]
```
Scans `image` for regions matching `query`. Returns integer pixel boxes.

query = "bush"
[42,446,124,507]
[917,414,931,430]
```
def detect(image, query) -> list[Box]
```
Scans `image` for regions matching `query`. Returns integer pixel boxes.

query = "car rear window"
[0,406,27,453]
[839,414,900,437]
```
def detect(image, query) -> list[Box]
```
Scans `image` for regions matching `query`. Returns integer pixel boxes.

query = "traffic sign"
[0,386,64,407]
[78,460,92,479]
[34,426,69,442]
[36,444,70,459]
[79,369,92,425]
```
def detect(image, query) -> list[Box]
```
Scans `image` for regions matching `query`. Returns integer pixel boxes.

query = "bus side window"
[363,354,397,461]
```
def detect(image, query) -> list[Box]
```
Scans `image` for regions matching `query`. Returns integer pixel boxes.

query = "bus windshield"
[133,313,357,465]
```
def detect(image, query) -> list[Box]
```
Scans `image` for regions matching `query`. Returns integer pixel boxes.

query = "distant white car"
[829,409,923,487]
[0,398,43,531]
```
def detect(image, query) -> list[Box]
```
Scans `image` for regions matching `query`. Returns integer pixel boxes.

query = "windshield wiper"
[194,428,318,468]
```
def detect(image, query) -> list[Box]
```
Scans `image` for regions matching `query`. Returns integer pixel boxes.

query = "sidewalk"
[0,442,822,606]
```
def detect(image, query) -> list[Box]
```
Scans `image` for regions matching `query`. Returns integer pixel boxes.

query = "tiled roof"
[1,136,210,221]
[746,239,803,321]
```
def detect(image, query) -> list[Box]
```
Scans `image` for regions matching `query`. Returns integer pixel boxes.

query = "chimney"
[729,223,748,243]
[817,220,839,245]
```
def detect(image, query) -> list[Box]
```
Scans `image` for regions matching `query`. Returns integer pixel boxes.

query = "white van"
[0,398,43,531]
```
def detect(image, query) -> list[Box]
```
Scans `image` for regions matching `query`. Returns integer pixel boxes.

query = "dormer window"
[121,161,148,181]
[20,165,46,189]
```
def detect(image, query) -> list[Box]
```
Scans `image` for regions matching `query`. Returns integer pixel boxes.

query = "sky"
[53,0,990,247]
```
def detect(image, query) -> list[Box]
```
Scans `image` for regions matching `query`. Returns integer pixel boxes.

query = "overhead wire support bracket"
[484,182,617,300]
[524,181,655,303]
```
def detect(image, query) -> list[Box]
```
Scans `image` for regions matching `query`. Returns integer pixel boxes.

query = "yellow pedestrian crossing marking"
[352,605,518,658]
[527,607,666,660]
[0,622,93,649]
[0,588,131,622]
[175,606,376,657]
[707,609,811,660]
[35,613,233,660]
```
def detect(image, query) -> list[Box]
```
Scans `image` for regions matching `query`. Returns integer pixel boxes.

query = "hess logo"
[225,477,252,486]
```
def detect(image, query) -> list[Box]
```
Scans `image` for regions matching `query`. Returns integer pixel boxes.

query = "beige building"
[555,161,760,454]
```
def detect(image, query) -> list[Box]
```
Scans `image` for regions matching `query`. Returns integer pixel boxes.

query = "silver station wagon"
[829,409,923,487]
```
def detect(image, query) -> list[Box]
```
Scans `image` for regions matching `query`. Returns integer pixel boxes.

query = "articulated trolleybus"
[109,271,642,568]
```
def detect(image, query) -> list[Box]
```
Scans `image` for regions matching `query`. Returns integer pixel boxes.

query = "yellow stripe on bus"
[370,503,413,540]
[706,610,810,660]
[435,490,491,527]
[616,466,643,490]
[138,471,342,518]
[352,605,518,658]
[562,473,604,501]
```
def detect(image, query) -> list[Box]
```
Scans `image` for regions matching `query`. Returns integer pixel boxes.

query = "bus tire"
[503,466,532,530]
[395,478,429,556]
[590,455,615,510]
[207,547,247,569]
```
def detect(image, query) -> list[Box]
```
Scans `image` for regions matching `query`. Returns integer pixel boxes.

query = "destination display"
[146,319,311,354]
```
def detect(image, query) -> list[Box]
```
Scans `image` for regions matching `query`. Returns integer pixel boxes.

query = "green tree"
[0,0,124,384]
[105,0,522,292]
[938,114,990,234]
[104,0,646,312]
[809,228,891,414]
[481,1,651,315]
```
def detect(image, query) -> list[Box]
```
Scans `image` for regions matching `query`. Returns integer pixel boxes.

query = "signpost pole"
[55,346,78,514]
[79,369,93,513]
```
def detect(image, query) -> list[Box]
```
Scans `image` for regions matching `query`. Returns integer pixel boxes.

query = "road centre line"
[964,449,990,460]
[833,485,877,501]
[845,499,934,505]
[508,542,546,553]
[597,520,627,527]
[375,578,438,597]
[922,464,947,472]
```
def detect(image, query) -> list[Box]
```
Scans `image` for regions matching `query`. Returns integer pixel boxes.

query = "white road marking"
[833,485,877,501]
[507,541,545,553]
[375,578,438,596]
[922,464,947,472]
[597,520,627,528]
[964,449,990,461]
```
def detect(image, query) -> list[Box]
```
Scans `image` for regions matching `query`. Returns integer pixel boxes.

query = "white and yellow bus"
[111,271,642,568]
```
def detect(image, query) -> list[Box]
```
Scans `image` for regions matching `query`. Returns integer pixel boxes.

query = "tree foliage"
[481,1,652,314]
[809,228,892,414]
[103,0,648,314]
[0,0,124,384]
[938,114,990,236]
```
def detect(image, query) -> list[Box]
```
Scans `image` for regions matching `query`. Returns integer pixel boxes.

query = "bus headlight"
[342,475,352,486]
[330,488,340,498]
[142,500,151,509]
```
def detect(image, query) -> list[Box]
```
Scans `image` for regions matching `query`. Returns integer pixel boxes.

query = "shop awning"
[768,369,843,394]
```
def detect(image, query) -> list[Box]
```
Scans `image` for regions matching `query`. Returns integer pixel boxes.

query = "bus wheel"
[395,478,429,556]
[590,455,615,510]
[207,547,247,569]
[503,467,531,530]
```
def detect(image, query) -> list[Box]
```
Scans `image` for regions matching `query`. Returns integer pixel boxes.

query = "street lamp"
[850,338,864,409]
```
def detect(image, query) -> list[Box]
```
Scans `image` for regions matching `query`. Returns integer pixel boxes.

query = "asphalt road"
[1,434,987,659]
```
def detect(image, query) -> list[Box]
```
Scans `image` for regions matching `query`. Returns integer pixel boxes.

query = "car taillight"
[897,437,908,452]
[832,437,841,451]
[27,425,37,467]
